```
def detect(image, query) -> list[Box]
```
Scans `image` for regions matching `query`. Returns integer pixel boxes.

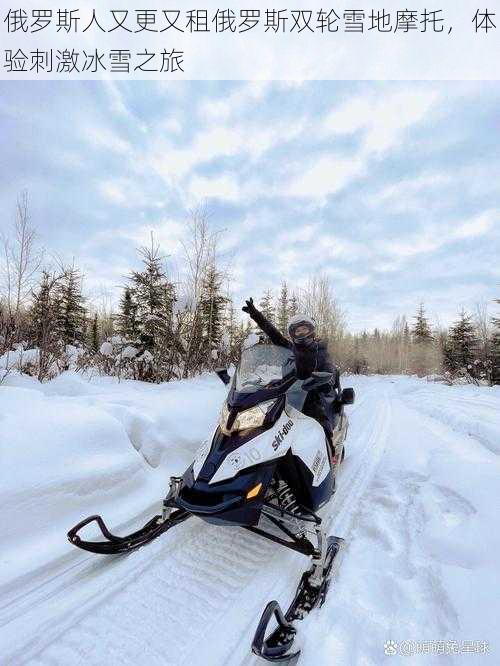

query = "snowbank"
[396,377,500,454]
[0,370,226,585]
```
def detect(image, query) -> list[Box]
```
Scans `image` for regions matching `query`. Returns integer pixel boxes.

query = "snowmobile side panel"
[277,451,334,513]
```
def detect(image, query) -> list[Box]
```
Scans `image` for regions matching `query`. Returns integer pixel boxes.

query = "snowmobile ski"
[67,477,190,554]
[252,535,345,663]
[67,509,190,554]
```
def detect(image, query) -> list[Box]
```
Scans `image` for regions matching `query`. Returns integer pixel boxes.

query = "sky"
[0,79,499,332]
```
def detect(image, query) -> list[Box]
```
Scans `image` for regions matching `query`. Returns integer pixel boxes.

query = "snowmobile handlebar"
[302,371,334,392]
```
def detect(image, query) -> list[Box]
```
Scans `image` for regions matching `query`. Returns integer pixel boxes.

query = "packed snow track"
[0,373,498,665]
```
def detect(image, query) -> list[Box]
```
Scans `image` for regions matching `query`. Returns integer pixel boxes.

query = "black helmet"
[288,315,316,348]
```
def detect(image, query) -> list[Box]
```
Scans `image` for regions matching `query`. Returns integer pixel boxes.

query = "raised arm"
[242,298,291,349]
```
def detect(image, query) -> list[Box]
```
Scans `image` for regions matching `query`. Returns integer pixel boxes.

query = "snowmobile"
[67,342,355,664]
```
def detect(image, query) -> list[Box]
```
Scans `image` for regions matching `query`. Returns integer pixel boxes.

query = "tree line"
[1,192,499,385]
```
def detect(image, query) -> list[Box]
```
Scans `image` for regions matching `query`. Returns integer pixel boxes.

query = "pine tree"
[30,272,60,348]
[199,263,228,364]
[130,240,176,350]
[289,293,299,319]
[91,313,99,352]
[412,303,433,343]
[57,266,87,346]
[116,287,139,340]
[223,300,245,366]
[259,290,275,323]
[29,271,64,380]
[444,310,479,379]
[410,304,438,376]
[254,290,275,340]
[491,299,500,384]
[230,320,247,364]
[276,281,290,335]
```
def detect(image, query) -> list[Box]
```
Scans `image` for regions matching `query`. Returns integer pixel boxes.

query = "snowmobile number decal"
[272,419,294,451]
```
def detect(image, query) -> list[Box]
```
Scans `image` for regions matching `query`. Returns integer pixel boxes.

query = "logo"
[271,419,294,451]
[227,447,262,472]
[311,449,327,478]
[384,640,398,656]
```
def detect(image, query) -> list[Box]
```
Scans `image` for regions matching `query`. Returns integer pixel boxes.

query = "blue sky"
[0,80,499,331]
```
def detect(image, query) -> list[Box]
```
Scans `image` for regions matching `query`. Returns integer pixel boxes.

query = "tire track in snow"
[25,521,278,666]
[329,389,392,537]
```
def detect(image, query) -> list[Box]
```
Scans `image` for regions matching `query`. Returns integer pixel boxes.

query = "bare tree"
[474,301,491,348]
[179,205,224,377]
[299,275,346,343]
[1,191,43,320]
[180,205,216,309]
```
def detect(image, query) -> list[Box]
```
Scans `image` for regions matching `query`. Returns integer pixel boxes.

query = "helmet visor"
[289,320,314,342]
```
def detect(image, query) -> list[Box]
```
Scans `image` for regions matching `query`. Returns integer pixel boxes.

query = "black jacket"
[249,308,339,386]
[247,307,339,435]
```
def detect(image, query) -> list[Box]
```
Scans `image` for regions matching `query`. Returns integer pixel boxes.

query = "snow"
[121,345,138,359]
[99,341,114,356]
[243,332,260,349]
[0,371,225,588]
[0,373,498,665]
[0,346,40,376]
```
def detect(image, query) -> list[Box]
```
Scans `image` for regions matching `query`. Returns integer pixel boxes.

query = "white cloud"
[324,87,440,155]
[83,125,132,155]
[379,209,497,260]
[199,82,271,123]
[150,119,304,185]
[381,235,442,259]
[275,87,441,204]
[349,275,370,288]
[286,155,365,201]
[187,173,240,203]
[368,172,452,212]
[454,210,497,239]
[122,219,187,255]
[103,81,130,118]
[99,180,129,206]
[281,224,321,244]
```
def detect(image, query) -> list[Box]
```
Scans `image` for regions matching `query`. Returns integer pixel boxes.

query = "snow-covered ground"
[0,372,498,665]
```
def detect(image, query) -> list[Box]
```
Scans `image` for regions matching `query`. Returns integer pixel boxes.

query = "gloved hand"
[242,297,257,315]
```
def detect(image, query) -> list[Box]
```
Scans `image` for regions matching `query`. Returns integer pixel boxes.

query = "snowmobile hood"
[192,405,330,489]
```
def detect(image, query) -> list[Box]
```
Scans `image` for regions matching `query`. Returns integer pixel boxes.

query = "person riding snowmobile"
[242,298,341,444]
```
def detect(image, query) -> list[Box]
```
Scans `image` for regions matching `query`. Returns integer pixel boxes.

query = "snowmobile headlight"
[219,400,276,434]
[220,401,231,432]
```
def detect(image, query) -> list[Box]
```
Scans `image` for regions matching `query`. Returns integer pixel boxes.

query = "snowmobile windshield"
[235,344,295,394]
